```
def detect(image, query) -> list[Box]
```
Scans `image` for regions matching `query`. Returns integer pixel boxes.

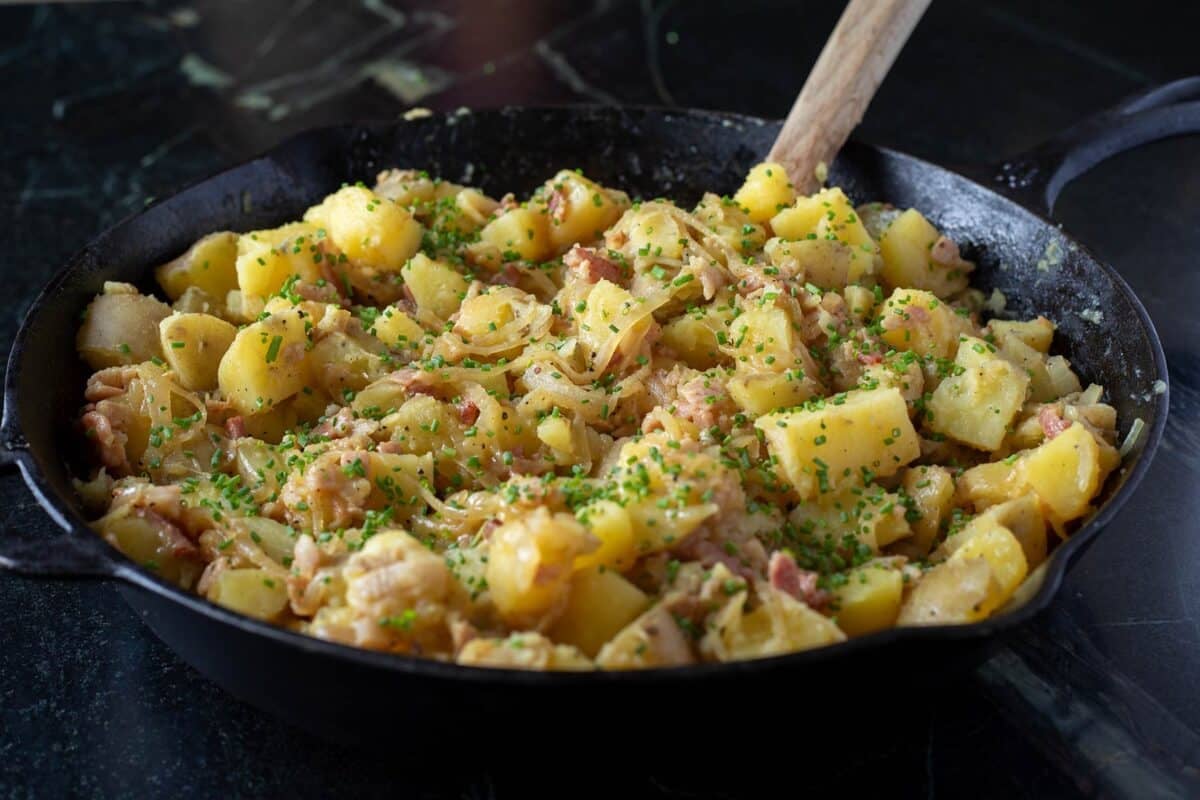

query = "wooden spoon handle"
[768,0,931,193]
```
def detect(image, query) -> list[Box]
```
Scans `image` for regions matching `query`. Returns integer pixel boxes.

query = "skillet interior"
[1,108,1166,698]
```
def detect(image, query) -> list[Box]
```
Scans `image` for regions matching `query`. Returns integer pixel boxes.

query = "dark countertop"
[2,1,1199,797]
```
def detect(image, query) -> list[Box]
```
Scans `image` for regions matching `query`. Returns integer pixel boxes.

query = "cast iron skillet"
[1,79,1194,742]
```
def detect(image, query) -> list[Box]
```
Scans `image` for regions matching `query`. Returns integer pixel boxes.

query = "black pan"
[1,79,1193,744]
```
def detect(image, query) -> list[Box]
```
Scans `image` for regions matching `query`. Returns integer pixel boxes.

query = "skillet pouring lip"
[1,106,1170,683]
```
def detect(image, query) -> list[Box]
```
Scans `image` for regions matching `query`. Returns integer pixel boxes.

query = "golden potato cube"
[217,307,313,416]
[956,459,1024,511]
[402,253,468,319]
[99,514,201,588]
[370,305,426,351]
[661,314,722,369]
[878,209,969,298]
[540,170,625,253]
[486,508,596,627]
[832,565,904,636]
[977,494,1048,567]
[304,185,422,270]
[897,465,956,557]
[208,568,289,621]
[574,500,638,571]
[478,206,551,262]
[770,188,875,257]
[537,414,574,455]
[156,231,240,303]
[897,557,994,626]
[767,239,869,289]
[549,567,649,657]
[928,336,1031,451]
[234,222,324,299]
[728,371,817,416]
[733,162,796,223]
[1017,422,1102,524]
[726,306,796,370]
[879,288,973,360]
[946,520,1028,612]
[756,388,920,499]
[990,317,1055,353]
[576,278,653,364]
[158,312,238,391]
[76,288,171,369]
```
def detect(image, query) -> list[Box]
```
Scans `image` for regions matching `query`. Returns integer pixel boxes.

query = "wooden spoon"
[769,0,932,193]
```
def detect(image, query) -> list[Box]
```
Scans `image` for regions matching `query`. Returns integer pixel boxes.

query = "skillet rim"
[1,105,1170,684]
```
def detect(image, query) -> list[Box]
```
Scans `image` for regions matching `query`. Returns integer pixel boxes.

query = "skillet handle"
[984,76,1200,214]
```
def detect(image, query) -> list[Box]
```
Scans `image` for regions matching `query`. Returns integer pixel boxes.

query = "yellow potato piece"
[217,307,312,416]
[158,312,237,391]
[549,567,649,657]
[734,162,796,224]
[304,185,422,270]
[832,566,904,636]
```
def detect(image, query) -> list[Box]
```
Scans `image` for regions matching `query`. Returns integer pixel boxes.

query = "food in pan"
[72,162,1121,669]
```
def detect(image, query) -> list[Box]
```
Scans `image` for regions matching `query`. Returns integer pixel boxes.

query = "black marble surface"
[2,1,1199,797]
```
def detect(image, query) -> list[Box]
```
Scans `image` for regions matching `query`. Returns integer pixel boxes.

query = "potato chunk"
[156,231,240,304]
[77,284,171,369]
[477,206,551,263]
[878,209,970,297]
[486,507,596,627]
[549,567,649,657]
[832,565,904,636]
[234,222,325,299]
[217,307,312,416]
[897,557,994,626]
[208,568,289,621]
[539,170,626,253]
[1018,422,1103,525]
[402,253,468,319]
[879,288,972,360]
[304,185,422,270]
[733,162,796,224]
[927,336,1031,451]
[756,388,920,499]
[158,312,237,391]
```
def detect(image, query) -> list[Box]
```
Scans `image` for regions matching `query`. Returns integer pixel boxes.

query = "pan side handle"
[975,77,1200,214]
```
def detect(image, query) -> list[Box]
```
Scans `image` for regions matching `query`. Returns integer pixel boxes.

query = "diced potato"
[995,333,1056,402]
[548,567,649,657]
[756,388,920,499]
[733,162,795,223]
[156,231,240,303]
[896,465,955,557]
[990,317,1055,353]
[576,278,655,367]
[977,494,1047,567]
[728,371,817,416]
[928,336,1031,451]
[897,557,994,626]
[304,185,422,270]
[725,306,796,370]
[539,170,625,253]
[380,395,453,458]
[765,239,868,289]
[942,519,1028,612]
[789,486,911,553]
[661,314,723,369]
[208,568,289,620]
[234,222,325,299]
[158,312,237,391]
[628,207,685,261]
[770,188,876,259]
[879,288,973,360]
[236,517,297,565]
[98,513,202,588]
[574,500,637,571]
[486,508,596,627]
[842,284,877,324]
[77,286,171,369]
[402,253,468,319]
[832,565,904,636]
[478,206,551,262]
[369,305,426,351]
[693,193,765,254]
[309,331,388,396]
[537,414,574,455]
[217,307,312,416]
[1018,422,1102,525]
[957,459,1024,511]
[878,209,969,297]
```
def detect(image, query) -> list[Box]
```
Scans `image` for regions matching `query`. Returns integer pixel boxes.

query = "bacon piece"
[857,352,884,366]
[563,245,623,284]
[1039,405,1070,440]
[225,416,246,440]
[457,400,480,426]
[768,551,830,610]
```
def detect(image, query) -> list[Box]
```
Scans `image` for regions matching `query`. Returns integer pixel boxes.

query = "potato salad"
[73,162,1121,669]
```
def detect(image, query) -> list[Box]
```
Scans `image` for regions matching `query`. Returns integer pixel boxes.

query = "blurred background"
[1,1,1198,797]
